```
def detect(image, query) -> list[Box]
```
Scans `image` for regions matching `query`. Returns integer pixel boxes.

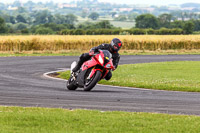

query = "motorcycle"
[66,50,114,91]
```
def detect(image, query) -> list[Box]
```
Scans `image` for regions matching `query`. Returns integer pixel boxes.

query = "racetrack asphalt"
[0,55,200,115]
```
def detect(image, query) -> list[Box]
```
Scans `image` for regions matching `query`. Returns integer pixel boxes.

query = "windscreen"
[102,50,112,65]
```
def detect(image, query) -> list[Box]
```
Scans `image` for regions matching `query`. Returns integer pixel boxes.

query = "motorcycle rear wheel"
[66,76,78,90]
[84,70,101,91]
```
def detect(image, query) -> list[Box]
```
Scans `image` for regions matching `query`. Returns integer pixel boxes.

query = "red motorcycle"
[67,50,114,91]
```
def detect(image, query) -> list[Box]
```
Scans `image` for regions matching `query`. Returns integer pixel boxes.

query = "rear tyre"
[66,76,78,90]
[84,70,101,91]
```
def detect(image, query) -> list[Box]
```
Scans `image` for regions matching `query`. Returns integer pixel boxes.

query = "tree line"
[135,14,197,34]
[0,9,199,35]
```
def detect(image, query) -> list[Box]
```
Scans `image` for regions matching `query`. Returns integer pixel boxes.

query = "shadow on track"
[71,89,124,93]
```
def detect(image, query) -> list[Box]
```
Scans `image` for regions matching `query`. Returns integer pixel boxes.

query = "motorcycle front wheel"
[84,70,101,91]
[66,76,78,90]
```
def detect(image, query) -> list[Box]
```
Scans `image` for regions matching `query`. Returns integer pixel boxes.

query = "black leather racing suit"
[72,43,120,80]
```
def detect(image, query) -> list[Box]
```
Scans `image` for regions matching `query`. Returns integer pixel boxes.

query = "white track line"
[43,69,69,81]
[43,69,182,92]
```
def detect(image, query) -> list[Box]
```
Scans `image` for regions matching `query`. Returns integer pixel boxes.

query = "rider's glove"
[89,50,95,56]
[89,48,99,56]
[111,66,116,71]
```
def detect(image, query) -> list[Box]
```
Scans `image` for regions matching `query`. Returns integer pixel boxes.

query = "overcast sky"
[1,0,200,5]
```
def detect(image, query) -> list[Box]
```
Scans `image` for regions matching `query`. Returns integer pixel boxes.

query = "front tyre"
[84,70,101,91]
[66,76,78,90]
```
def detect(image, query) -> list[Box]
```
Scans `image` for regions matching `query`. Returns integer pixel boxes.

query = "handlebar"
[89,49,100,56]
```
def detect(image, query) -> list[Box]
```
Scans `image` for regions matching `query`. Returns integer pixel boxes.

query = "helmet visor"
[113,45,119,51]
[111,40,121,52]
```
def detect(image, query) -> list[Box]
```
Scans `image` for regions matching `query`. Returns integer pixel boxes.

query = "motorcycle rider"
[72,38,122,81]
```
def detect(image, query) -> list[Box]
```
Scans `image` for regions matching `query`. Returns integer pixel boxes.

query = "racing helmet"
[110,38,122,52]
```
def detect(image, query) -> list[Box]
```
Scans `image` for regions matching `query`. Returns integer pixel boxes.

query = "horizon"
[1,0,200,6]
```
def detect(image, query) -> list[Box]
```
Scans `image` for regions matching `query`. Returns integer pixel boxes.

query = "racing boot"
[72,59,84,72]
[104,71,112,80]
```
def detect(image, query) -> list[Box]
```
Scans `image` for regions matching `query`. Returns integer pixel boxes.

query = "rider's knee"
[80,53,90,61]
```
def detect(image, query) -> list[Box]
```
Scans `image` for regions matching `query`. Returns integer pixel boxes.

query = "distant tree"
[8,28,15,33]
[170,11,183,21]
[0,14,16,24]
[17,7,27,13]
[35,27,54,34]
[65,14,77,25]
[158,13,172,28]
[192,20,200,31]
[95,20,114,29]
[114,15,127,21]
[183,21,195,34]
[171,11,197,21]
[21,28,29,34]
[170,20,184,29]
[54,14,66,24]
[10,16,16,24]
[88,12,99,20]
[14,23,28,31]
[0,14,11,23]
[73,29,86,35]
[128,13,138,21]
[135,14,159,29]
[25,16,33,25]
[34,10,54,25]
[6,23,13,29]
[77,21,95,29]
[16,15,27,23]
[31,23,75,34]
[0,17,7,33]
[81,10,87,18]
[42,23,66,31]
[62,24,76,29]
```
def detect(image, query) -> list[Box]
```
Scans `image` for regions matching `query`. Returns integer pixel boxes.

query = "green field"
[77,16,135,29]
[58,61,200,92]
[1,59,200,132]
[0,51,81,57]
[1,50,200,57]
[0,106,200,133]
[109,20,135,29]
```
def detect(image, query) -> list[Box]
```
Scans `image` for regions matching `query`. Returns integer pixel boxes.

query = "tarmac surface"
[0,55,200,115]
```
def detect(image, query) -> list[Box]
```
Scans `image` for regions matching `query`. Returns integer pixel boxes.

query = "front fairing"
[101,50,114,70]
[81,51,106,72]
[80,50,114,81]
[104,59,114,70]
[96,50,112,67]
[81,57,98,71]
[102,50,112,64]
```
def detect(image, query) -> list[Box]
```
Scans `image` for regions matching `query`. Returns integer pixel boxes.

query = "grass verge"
[0,51,81,57]
[1,50,200,57]
[0,106,200,133]
[58,61,200,92]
